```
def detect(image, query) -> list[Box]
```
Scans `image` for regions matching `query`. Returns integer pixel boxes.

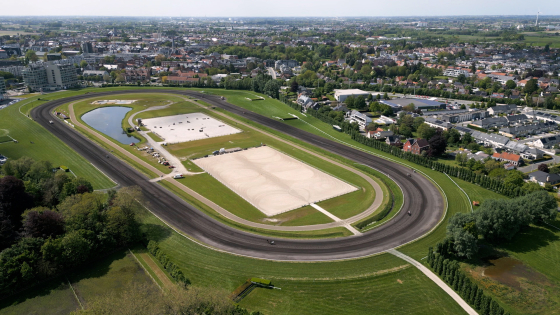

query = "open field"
[0,251,155,315]
[194,146,358,216]
[0,97,115,190]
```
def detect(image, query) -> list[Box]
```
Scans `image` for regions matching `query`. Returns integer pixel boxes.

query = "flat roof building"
[380,98,446,111]
[23,60,78,92]
[334,89,371,102]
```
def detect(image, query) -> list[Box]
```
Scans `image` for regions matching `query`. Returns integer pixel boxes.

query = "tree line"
[427,249,510,315]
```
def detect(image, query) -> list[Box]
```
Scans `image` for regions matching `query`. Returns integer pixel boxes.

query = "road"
[267,67,277,79]
[32,90,444,261]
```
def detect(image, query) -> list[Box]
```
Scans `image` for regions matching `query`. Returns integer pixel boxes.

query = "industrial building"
[380,98,446,111]
[334,89,371,102]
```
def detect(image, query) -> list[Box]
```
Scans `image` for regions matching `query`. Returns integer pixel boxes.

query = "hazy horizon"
[2,0,560,18]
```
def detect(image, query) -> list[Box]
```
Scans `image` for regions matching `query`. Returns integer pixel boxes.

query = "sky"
[1,0,559,17]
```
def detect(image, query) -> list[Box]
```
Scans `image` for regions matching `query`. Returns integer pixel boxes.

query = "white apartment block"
[23,60,78,92]
[443,68,473,78]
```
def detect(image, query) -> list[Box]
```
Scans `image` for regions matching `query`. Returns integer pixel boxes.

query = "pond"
[82,106,140,145]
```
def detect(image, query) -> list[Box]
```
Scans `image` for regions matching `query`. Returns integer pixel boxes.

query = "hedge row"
[147,241,191,287]
[427,248,510,315]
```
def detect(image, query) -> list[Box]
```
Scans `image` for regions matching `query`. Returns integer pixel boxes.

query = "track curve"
[32,89,444,261]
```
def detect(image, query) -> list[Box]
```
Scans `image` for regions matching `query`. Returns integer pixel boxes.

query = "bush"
[147,241,191,286]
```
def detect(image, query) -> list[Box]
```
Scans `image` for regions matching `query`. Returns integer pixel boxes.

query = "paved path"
[267,67,277,79]
[67,94,385,234]
[388,249,477,315]
[310,203,361,235]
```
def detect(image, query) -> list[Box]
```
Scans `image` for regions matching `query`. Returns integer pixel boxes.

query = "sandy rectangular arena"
[141,113,241,143]
[193,146,358,216]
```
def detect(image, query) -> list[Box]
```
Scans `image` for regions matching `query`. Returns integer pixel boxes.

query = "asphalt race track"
[32,89,444,261]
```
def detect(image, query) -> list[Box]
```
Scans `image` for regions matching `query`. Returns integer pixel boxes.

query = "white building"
[334,89,371,102]
[346,110,372,129]
[443,68,473,78]
[22,60,78,91]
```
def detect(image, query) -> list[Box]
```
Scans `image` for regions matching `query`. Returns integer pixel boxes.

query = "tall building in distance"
[81,41,93,54]
[22,60,78,92]
[0,77,6,101]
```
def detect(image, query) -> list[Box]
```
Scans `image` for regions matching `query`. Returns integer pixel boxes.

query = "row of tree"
[427,250,510,315]
[147,241,190,286]
[441,191,557,259]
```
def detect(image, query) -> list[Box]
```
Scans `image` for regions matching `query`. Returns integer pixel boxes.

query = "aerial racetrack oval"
[31,89,445,262]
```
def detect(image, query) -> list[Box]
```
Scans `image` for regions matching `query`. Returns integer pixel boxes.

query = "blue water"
[82,106,140,145]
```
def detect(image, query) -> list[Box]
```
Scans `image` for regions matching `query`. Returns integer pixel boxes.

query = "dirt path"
[67,94,385,234]
[138,253,174,288]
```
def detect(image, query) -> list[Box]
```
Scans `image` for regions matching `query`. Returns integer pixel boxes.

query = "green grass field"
[0,251,154,315]
[0,97,115,190]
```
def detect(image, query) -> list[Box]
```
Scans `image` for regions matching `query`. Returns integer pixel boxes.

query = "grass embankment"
[0,251,155,315]
[138,206,467,315]
[0,97,114,190]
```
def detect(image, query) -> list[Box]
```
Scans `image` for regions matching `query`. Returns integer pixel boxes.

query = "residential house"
[492,152,523,166]
[385,135,402,147]
[403,138,430,155]
[487,104,518,115]
[528,171,560,186]
[470,117,509,129]
[533,136,560,149]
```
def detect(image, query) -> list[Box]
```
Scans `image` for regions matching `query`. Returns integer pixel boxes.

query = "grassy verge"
[0,97,115,189]
[138,204,467,315]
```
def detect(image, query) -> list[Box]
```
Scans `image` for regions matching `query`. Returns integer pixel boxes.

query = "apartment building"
[0,77,6,100]
[22,60,78,91]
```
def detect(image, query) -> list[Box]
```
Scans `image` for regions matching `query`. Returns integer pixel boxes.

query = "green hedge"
[147,241,191,287]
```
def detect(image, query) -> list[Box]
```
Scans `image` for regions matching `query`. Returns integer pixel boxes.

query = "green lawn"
[0,97,115,190]
[0,251,155,315]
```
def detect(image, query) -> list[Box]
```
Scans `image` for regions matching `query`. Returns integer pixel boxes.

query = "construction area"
[193,146,358,216]
[140,113,241,144]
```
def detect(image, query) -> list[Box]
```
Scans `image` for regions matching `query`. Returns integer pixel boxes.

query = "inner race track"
[32,89,444,261]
